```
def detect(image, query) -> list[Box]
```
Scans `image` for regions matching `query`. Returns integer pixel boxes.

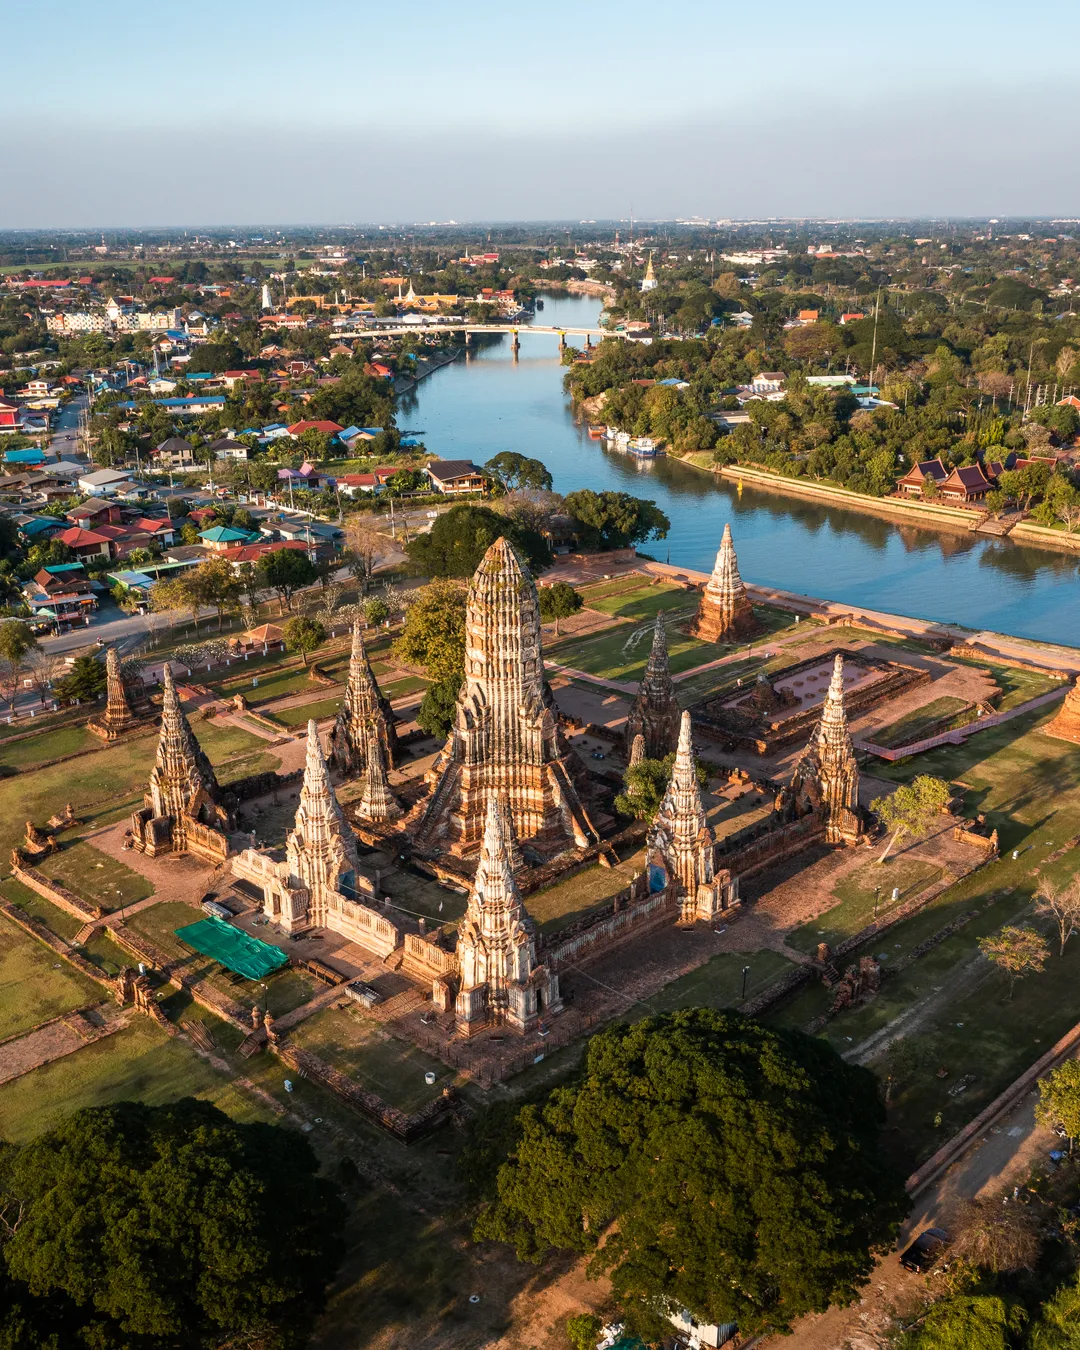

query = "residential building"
[22,564,98,626]
[77,468,134,496]
[897,458,949,497]
[749,372,785,395]
[425,459,487,494]
[55,525,113,562]
[199,525,259,552]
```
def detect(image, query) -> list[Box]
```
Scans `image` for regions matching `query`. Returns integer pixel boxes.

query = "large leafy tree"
[563,489,670,550]
[257,549,318,611]
[894,1294,1025,1350]
[0,1099,345,1350]
[405,505,551,578]
[394,579,467,737]
[485,452,554,492]
[537,581,582,634]
[475,1008,907,1338]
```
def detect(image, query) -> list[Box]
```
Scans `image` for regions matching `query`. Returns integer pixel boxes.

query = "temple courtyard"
[3,543,1080,1346]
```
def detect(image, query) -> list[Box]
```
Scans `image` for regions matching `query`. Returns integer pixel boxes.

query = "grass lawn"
[270,697,342,728]
[762,701,1080,1167]
[0,913,103,1040]
[288,1006,450,1113]
[0,1019,271,1142]
[648,950,797,1016]
[125,902,315,1016]
[0,724,96,771]
[962,660,1062,712]
[78,930,129,979]
[870,697,976,749]
[673,654,772,704]
[381,674,429,699]
[546,622,713,683]
[0,719,274,860]
[527,849,645,935]
[786,855,944,954]
[579,577,695,623]
[42,842,153,913]
[0,877,84,941]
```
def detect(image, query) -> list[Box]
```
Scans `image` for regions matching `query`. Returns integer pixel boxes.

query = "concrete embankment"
[674,458,1080,557]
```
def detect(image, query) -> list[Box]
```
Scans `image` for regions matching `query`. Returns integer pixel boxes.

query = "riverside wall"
[674,459,1080,558]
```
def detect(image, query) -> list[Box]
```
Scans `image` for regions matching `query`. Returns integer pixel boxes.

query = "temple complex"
[411,537,599,862]
[88,647,139,740]
[454,798,561,1035]
[354,735,402,822]
[691,523,761,644]
[329,622,398,775]
[646,711,738,921]
[232,721,398,956]
[624,613,682,759]
[1044,675,1080,745]
[783,654,863,843]
[129,664,232,862]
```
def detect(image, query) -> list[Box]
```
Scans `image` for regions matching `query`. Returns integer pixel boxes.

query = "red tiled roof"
[57,526,110,547]
[287,420,343,436]
[220,539,308,563]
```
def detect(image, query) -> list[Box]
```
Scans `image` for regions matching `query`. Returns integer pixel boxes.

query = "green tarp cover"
[174,916,288,980]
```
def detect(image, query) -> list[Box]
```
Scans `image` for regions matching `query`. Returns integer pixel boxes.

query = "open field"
[0,912,102,1040]
[578,576,696,622]
[0,724,96,771]
[0,1018,271,1142]
[785,855,944,953]
[1,877,85,941]
[649,949,797,1015]
[546,623,713,683]
[0,718,276,859]
[767,708,1080,1164]
[40,841,154,912]
[288,1006,450,1112]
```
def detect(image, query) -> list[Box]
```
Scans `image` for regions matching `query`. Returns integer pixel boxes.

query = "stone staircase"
[73,921,101,946]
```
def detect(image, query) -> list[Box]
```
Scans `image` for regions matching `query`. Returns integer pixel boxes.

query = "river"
[400,292,1080,647]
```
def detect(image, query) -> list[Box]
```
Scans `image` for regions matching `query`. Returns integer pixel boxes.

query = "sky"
[4,0,1079,228]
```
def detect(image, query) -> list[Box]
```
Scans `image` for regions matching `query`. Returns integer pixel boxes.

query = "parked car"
[900,1227,950,1273]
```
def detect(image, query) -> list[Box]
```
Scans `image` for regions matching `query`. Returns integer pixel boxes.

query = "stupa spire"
[625,611,681,759]
[786,655,861,844]
[330,620,397,776]
[355,733,402,822]
[646,711,733,919]
[287,721,359,894]
[147,663,220,821]
[411,536,599,860]
[691,523,761,644]
[89,646,136,739]
[454,797,559,1033]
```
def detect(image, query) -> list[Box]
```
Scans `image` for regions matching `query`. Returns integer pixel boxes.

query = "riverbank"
[394,346,463,395]
[673,456,1080,558]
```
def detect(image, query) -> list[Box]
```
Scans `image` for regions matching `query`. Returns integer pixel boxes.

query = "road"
[49,393,87,460]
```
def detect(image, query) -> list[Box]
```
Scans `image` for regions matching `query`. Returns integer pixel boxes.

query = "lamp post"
[874,886,881,919]
[741,965,750,1000]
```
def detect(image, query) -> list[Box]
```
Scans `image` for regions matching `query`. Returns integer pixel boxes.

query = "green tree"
[405,505,551,578]
[895,1294,1024,1350]
[257,549,317,612]
[537,581,583,635]
[977,924,1050,999]
[364,595,390,626]
[282,615,326,667]
[484,452,554,492]
[417,676,462,738]
[563,489,670,550]
[475,1008,908,1338]
[186,557,243,632]
[1030,1275,1080,1349]
[566,1313,604,1350]
[1036,1059,1080,1142]
[51,654,107,705]
[614,751,706,821]
[870,775,951,863]
[393,579,467,683]
[0,619,38,706]
[152,574,204,632]
[0,1098,344,1350]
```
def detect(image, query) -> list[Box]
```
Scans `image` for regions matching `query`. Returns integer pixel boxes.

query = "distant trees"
[472,1008,908,1338]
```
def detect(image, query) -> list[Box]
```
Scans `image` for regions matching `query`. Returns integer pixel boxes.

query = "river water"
[400,293,1080,647]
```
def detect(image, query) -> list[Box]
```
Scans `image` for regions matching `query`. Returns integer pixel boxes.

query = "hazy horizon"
[6,0,1079,229]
